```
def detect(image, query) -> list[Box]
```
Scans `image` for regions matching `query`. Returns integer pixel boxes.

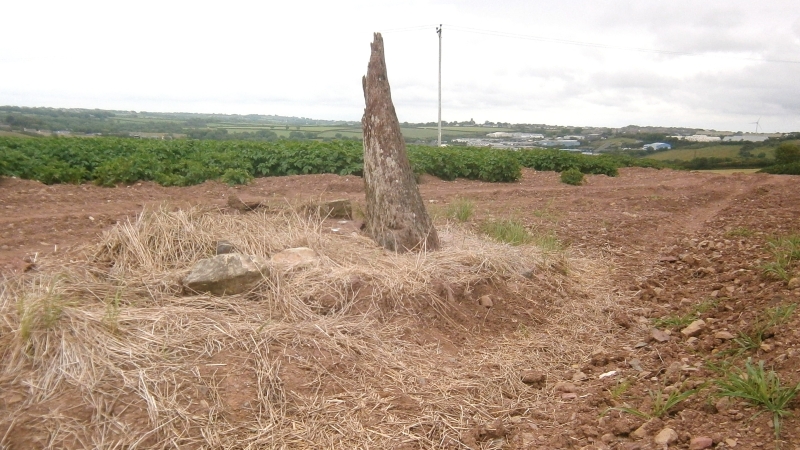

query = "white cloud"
[1,0,799,131]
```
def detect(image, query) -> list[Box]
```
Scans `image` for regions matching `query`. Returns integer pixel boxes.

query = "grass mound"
[0,206,623,448]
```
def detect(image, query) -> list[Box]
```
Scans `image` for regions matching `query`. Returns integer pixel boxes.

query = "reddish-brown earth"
[1,167,799,449]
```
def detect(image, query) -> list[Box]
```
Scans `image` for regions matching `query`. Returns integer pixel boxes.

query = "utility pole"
[436,24,442,147]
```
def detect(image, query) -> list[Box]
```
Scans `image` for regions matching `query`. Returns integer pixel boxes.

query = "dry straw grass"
[0,205,629,449]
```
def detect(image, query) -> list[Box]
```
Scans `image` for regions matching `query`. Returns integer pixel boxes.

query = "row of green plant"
[760,234,800,283]
[0,136,667,187]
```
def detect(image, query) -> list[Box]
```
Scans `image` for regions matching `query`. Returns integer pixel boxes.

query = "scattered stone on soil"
[478,295,493,308]
[654,427,678,445]
[3,168,800,448]
[553,381,577,393]
[689,436,714,449]
[651,328,671,342]
[520,371,546,388]
[572,371,588,382]
[681,319,706,337]
[714,330,735,340]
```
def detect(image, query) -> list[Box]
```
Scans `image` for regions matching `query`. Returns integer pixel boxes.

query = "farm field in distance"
[645,145,774,161]
[1,167,800,448]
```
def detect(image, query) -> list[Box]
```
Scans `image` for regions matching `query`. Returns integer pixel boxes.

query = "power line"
[380,24,440,34]
[443,24,800,65]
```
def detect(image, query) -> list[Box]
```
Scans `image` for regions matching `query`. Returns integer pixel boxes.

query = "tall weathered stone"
[361,33,439,252]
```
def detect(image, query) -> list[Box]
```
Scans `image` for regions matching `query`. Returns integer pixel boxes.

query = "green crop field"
[0,136,665,187]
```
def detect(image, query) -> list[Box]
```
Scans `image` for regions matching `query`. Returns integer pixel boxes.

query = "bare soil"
[1,168,799,449]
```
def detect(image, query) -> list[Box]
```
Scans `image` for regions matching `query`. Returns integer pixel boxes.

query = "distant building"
[536,139,580,148]
[722,135,769,142]
[678,134,721,142]
[643,142,672,150]
[485,132,544,139]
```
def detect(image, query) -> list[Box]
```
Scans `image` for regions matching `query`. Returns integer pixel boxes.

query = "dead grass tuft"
[0,205,629,448]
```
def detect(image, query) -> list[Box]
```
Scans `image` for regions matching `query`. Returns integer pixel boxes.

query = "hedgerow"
[1,137,663,187]
[759,162,800,175]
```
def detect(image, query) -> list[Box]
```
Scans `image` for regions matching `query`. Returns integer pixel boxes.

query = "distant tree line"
[187,128,279,141]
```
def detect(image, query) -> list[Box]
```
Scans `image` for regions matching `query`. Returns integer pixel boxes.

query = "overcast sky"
[2,0,799,132]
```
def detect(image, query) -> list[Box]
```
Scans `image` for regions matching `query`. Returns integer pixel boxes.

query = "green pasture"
[421,126,514,132]
[316,130,362,138]
[645,145,775,161]
[0,131,31,138]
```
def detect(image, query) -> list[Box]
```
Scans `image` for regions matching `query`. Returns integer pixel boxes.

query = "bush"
[759,162,800,175]
[774,142,800,165]
[560,168,584,185]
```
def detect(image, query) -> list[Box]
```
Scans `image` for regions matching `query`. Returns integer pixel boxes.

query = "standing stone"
[361,33,439,252]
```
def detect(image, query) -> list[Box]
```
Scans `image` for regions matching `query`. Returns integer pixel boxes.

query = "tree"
[361,33,439,252]
[774,142,800,165]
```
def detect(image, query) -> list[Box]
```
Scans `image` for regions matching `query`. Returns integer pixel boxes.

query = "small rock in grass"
[631,424,648,440]
[654,427,678,445]
[183,253,269,296]
[714,331,735,340]
[681,319,706,337]
[651,328,671,343]
[561,392,578,400]
[788,277,800,290]
[479,295,493,308]
[689,436,714,449]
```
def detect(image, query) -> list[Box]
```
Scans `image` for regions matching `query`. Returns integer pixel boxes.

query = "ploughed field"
[1,167,799,449]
